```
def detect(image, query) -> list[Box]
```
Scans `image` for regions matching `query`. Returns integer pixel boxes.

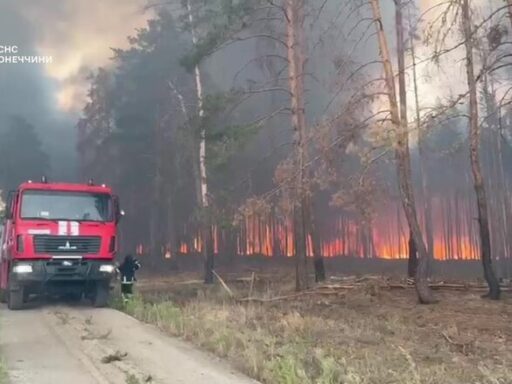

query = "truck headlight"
[99,264,115,273]
[16,235,24,253]
[13,264,33,274]
[109,236,116,253]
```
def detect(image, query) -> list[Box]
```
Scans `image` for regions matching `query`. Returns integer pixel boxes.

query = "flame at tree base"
[141,207,481,261]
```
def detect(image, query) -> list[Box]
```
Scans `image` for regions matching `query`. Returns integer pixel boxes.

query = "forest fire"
[168,210,481,261]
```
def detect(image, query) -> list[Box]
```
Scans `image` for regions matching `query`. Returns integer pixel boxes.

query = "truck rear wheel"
[7,287,25,310]
[93,282,109,307]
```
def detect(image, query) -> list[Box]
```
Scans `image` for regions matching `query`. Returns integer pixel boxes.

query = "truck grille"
[34,235,101,254]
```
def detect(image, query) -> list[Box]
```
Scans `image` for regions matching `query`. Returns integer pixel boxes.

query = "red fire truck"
[0,178,123,310]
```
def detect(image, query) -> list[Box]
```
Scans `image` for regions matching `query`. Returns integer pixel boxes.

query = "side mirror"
[113,195,123,223]
[5,191,16,220]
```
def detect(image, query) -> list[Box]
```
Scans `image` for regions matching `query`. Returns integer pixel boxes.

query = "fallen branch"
[318,282,512,291]
[441,332,473,355]
[248,272,255,298]
[173,279,205,285]
[213,270,234,297]
[138,279,203,288]
[101,350,127,364]
[238,289,346,302]
[238,292,312,302]
[316,284,358,290]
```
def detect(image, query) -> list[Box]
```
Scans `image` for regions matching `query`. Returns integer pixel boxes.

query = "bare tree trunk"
[166,192,179,270]
[305,195,325,282]
[186,0,214,284]
[461,0,500,299]
[507,0,512,29]
[168,80,202,206]
[482,75,507,277]
[409,12,434,270]
[407,229,418,278]
[285,0,308,291]
[149,111,165,268]
[371,0,435,303]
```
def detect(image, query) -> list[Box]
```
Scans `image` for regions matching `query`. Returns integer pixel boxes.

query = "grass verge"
[0,358,7,384]
[113,274,512,384]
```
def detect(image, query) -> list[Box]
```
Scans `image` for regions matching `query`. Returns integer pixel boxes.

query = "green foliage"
[200,90,263,171]
[79,1,281,250]
[208,122,261,169]
[180,0,260,71]
[268,354,308,384]
[125,374,141,384]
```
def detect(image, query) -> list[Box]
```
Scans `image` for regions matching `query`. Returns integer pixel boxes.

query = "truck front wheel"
[93,282,109,307]
[7,286,25,310]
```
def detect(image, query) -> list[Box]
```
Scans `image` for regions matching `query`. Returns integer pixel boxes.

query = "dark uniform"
[118,254,141,298]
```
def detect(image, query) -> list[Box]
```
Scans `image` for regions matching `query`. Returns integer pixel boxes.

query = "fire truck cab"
[0,178,122,310]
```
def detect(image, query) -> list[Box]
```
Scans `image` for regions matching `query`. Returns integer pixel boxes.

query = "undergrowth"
[0,358,7,384]
[112,280,512,384]
[113,294,345,384]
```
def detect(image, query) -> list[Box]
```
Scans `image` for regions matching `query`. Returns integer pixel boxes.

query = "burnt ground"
[131,266,512,384]
[138,254,494,281]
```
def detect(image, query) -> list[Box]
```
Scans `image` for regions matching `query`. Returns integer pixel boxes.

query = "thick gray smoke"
[0,1,75,179]
[0,0,150,181]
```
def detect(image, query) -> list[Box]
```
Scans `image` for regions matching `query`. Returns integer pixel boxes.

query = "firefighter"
[118,254,141,301]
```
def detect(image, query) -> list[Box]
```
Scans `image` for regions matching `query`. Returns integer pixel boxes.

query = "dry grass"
[115,273,512,384]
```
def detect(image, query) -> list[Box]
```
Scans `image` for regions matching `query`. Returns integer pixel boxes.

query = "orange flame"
[164,199,482,261]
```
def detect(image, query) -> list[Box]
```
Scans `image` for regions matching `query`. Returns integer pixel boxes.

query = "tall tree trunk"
[285,0,308,291]
[409,13,434,270]
[149,112,165,268]
[482,75,507,277]
[167,192,179,270]
[371,0,435,303]
[186,0,214,284]
[168,79,202,207]
[507,0,512,29]
[305,195,325,282]
[407,229,418,278]
[461,0,500,299]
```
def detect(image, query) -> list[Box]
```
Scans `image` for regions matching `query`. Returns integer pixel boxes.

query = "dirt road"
[0,304,259,384]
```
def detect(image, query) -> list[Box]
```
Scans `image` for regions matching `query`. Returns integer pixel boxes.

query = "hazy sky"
[14,0,152,113]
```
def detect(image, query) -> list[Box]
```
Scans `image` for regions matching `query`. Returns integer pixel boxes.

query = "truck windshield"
[20,190,112,222]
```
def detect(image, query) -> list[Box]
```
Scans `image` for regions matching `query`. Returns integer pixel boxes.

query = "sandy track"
[0,304,259,384]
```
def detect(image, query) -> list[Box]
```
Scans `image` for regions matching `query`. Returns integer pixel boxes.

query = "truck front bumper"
[9,259,115,293]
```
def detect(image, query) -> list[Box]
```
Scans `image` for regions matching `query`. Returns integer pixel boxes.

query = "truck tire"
[93,282,109,307]
[0,288,6,304]
[7,287,24,310]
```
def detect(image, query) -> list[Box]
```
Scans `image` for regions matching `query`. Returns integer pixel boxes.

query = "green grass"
[125,374,141,384]
[0,358,7,384]
[112,294,403,383]
[114,294,331,383]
